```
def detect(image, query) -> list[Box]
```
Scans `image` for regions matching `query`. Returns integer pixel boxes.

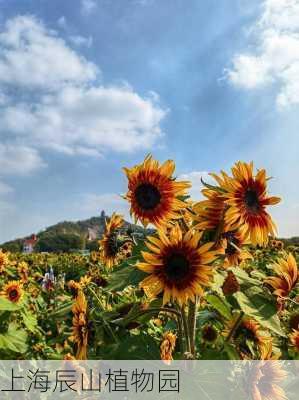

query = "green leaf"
[232,267,260,287]
[0,297,23,311]
[105,262,147,292]
[21,310,38,333]
[206,294,232,320]
[0,323,28,354]
[100,333,160,359]
[223,343,241,360]
[234,291,285,337]
[47,300,73,318]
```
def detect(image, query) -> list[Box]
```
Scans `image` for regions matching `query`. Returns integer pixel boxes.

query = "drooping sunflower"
[137,224,221,305]
[265,252,298,298]
[0,249,9,274]
[221,230,252,268]
[99,213,124,268]
[69,290,88,360]
[220,162,280,246]
[1,281,24,303]
[247,361,287,400]
[123,155,190,227]
[290,329,299,353]
[160,332,176,363]
[224,316,272,359]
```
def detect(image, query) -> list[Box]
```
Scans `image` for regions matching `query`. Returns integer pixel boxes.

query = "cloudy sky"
[0,0,298,243]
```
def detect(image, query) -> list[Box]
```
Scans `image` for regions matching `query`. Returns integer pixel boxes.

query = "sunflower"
[247,361,287,400]
[221,230,252,268]
[0,249,9,274]
[123,155,190,227]
[265,253,298,298]
[290,329,299,353]
[224,316,271,359]
[79,275,91,288]
[17,261,29,283]
[160,332,176,363]
[193,186,227,232]
[69,290,88,360]
[137,224,221,305]
[1,281,24,303]
[202,324,218,343]
[99,213,124,268]
[220,161,280,246]
[68,280,81,297]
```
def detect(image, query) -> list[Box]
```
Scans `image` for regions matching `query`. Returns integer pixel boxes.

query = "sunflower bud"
[160,332,176,363]
[222,271,240,296]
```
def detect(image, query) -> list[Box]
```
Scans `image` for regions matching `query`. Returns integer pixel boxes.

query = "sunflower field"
[0,155,298,361]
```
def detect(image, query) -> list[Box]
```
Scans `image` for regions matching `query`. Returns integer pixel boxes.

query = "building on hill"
[87,227,99,241]
[23,234,38,254]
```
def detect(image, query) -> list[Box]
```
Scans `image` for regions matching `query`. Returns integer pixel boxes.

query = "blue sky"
[0,0,298,243]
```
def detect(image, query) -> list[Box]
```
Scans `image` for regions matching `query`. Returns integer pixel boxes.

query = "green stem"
[188,297,199,357]
[176,311,184,354]
[88,286,119,343]
[181,305,191,355]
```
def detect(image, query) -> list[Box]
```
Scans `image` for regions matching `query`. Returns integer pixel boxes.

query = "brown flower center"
[244,189,260,213]
[202,325,218,342]
[135,183,161,210]
[164,252,190,282]
[9,289,19,301]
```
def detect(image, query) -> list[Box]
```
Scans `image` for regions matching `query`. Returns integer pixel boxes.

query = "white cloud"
[0,86,166,155]
[178,171,213,200]
[0,144,46,175]
[81,0,97,16]
[227,0,299,107]
[0,16,167,157]
[0,15,98,90]
[69,35,93,47]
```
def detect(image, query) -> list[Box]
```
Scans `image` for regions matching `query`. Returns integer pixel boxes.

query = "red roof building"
[23,234,38,254]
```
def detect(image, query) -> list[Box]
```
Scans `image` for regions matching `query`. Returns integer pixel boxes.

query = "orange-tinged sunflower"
[220,161,280,246]
[224,316,272,359]
[17,261,29,283]
[137,224,221,305]
[69,290,88,360]
[99,213,124,268]
[290,329,299,352]
[247,361,287,400]
[221,230,252,268]
[123,155,190,227]
[265,253,298,298]
[1,281,24,303]
[193,175,228,232]
[0,249,9,274]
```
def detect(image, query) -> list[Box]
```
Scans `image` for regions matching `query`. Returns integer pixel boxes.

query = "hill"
[0,211,149,253]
